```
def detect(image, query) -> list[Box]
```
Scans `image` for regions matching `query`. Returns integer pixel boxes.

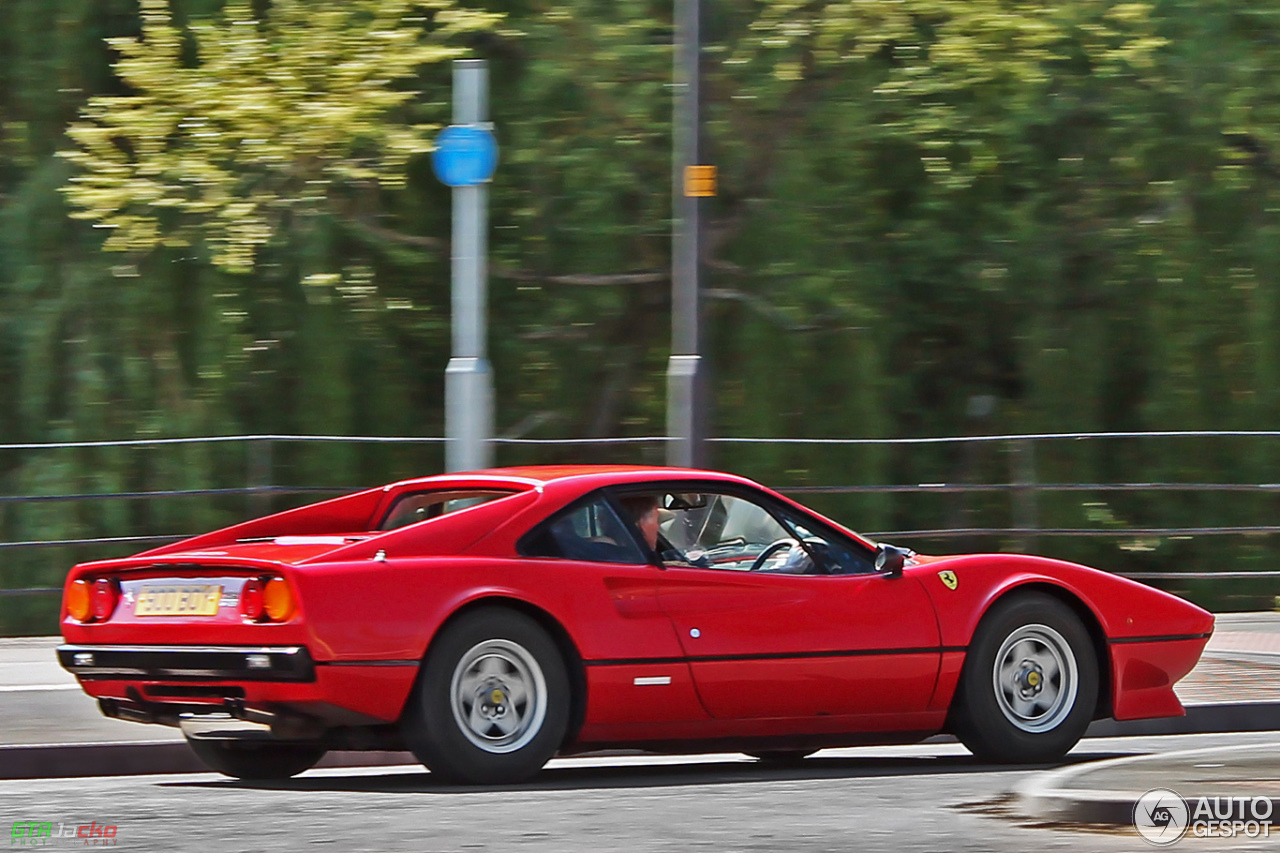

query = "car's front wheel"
[185,738,326,780]
[402,608,571,784]
[950,592,1099,763]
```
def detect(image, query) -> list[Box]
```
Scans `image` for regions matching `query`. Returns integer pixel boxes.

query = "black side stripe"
[1108,632,1213,645]
[585,645,967,667]
[316,659,420,667]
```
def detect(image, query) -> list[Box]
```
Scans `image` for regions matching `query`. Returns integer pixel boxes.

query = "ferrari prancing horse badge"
[938,570,958,590]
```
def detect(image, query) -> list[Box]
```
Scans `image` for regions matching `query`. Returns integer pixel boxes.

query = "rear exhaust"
[180,700,324,741]
[99,694,323,741]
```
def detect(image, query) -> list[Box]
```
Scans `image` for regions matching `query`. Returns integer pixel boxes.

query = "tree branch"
[349,217,445,250]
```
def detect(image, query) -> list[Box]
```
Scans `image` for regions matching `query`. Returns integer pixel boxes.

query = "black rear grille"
[58,644,315,682]
[143,684,246,699]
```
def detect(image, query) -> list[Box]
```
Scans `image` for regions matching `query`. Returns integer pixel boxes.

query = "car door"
[645,488,942,720]
[516,493,708,728]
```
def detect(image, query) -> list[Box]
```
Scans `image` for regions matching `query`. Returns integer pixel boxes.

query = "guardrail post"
[248,438,274,517]
[1010,438,1039,552]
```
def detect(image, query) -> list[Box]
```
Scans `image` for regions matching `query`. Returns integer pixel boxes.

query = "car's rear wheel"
[185,738,326,780]
[950,592,1098,764]
[403,607,570,785]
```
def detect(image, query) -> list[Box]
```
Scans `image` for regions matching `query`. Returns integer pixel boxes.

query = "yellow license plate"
[135,585,223,617]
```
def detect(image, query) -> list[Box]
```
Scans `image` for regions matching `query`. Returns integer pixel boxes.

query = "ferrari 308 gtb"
[58,466,1213,783]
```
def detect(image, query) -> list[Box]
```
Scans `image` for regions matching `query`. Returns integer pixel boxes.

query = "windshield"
[658,493,793,569]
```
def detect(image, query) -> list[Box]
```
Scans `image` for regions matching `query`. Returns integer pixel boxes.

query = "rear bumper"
[58,643,420,727]
[57,644,315,682]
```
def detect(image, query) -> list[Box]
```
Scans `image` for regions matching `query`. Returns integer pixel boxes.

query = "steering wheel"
[748,538,800,572]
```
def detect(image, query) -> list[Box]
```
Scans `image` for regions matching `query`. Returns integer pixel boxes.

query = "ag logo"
[1134,788,1189,845]
[937,570,958,591]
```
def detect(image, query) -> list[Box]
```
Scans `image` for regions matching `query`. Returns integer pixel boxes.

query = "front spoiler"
[57,644,316,682]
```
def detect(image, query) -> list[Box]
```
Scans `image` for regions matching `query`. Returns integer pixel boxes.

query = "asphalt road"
[7,732,1280,853]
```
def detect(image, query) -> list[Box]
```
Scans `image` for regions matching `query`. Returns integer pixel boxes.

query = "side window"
[620,488,877,575]
[667,494,793,570]
[772,505,877,576]
[520,498,648,565]
[628,491,801,572]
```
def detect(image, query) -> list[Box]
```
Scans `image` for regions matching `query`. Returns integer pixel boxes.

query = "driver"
[620,494,663,551]
[619,495,710,568]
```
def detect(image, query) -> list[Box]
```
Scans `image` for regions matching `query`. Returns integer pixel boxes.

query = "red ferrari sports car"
[58,465,1213,783]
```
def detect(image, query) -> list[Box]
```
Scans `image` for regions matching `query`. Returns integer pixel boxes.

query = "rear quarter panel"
[293,556,682,664]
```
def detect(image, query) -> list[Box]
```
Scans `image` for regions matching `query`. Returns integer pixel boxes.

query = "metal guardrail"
[0,486,350,504]
[3,428,1280,451]
[0,534,187,550]
[786,483,1280,494]
[710,430,1280,444]
[6,431,1280,598]
[872,526,1280,538]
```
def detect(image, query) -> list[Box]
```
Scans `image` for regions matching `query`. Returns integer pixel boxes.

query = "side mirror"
[875,544,911,578]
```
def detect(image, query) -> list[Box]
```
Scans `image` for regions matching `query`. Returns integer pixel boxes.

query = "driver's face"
[638,506,660,550]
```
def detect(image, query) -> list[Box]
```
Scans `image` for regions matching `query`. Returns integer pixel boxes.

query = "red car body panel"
[59,465,1213,754]
[909,554,1215,721]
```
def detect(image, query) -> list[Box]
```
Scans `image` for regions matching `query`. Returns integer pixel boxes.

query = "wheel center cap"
[477,683,509,719]
[1017,665,1043,694]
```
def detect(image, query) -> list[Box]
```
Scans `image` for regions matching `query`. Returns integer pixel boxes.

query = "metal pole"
[667,0,707,468]
[445,60,495,472]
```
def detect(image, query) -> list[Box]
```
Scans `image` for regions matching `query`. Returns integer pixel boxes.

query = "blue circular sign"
[432,125,499,187]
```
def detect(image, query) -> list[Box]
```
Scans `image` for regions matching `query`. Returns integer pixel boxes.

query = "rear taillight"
[240,578,265,621]
[239,576,295,622]
[90,578,120,622]
[66,579,92,622]
[66,577,118,623]
[262,577,295,622]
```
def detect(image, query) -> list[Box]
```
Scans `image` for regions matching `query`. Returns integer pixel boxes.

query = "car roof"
[388,464,754,488]
[481,464,735,482]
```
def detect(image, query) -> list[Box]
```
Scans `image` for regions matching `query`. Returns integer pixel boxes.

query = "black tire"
[950,593,1099,764]
[402,608,571,785]
[185,738,325,780]
[746,749,817,764]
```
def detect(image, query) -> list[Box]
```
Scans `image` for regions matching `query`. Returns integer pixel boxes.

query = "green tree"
[60,0,498,273]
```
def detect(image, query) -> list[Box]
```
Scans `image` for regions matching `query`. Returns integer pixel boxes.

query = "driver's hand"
[660,548,712,568]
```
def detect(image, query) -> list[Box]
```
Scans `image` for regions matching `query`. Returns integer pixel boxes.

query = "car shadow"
[159,750,1130,795]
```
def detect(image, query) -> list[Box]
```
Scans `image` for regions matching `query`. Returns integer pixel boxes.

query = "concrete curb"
[1018,751,1168,826]
[1018,742,1280,826]
[4,702,1279,781]
[0,742,417,780]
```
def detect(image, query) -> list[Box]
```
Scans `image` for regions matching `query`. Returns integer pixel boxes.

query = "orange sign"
[684,165,717,197]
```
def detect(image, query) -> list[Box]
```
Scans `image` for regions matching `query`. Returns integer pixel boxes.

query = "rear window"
[379,490,518,531]
[519,497,648,565]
